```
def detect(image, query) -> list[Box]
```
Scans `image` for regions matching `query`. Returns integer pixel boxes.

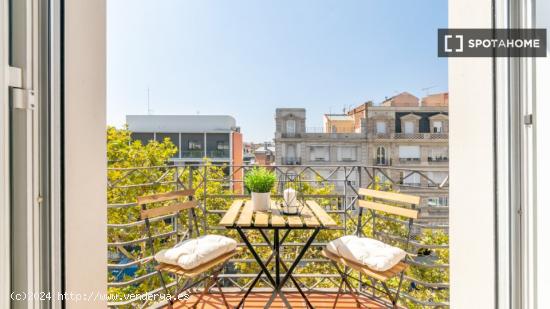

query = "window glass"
[310,146,329,161]
[217,141,229,150]
[433,120,443,133]
[403,172,420,185]
[286,119,296,134]
[338,146,356,161]
[188,140,202,150]
[404,121,414,134]
[376,121,386,134]
[399,145,420,158]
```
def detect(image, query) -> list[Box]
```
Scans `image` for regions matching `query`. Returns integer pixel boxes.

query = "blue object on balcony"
[110,257,138,282]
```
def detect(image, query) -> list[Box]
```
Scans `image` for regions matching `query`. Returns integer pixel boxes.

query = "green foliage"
[244,167,276,193]
[106,128,449,308]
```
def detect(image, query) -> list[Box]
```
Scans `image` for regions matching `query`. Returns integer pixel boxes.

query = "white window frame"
[404,120,415,134]
[376,146,387,164]
[286,119,296,135]
[376,121,386,134]
[309,145,329,162]
[337,146,356,162]
[433,120,443,133]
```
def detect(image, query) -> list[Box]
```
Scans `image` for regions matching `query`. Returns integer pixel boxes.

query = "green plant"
[244,167,276,193]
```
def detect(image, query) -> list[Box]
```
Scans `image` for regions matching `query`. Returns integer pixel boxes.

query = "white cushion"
[326,235,406,271]
[155,235,237,270]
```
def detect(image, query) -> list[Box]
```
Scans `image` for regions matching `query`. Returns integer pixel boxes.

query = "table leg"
[260,229,317,309]
[279,228,320,291]
[236,228,277,287]
[274,229,280,287]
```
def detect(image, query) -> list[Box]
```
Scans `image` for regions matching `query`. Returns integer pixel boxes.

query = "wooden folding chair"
[322,188,420,309]
[138,189,237,308]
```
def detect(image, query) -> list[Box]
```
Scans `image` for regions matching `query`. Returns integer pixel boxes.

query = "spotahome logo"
[438,29,546,57]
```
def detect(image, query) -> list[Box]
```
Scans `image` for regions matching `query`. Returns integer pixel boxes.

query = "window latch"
[524,114,533,125]
[8,66,36,111]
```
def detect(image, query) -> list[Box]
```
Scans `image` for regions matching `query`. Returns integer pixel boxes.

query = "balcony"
[181,150,205,158]
[107,164,449,308]
[428,156,449,163]
[394,133,424,139]
[280,157,302,165]
[393,133,449,140]
[399,157,421,164]
[207,149,231,158]
[373,158,392,166]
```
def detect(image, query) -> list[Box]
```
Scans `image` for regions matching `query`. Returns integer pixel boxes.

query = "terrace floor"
[171,292,388,308]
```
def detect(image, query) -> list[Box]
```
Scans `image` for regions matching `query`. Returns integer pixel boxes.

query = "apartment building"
[274,92,449,224]
[274,108,367,190]
[367,92,449,224]
[126,115,244,191]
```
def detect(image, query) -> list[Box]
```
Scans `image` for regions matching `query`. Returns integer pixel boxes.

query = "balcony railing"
[181,150,205,158]
[399,157,421,164]
[392,133,449,140]
[280,157,302,165]
[428,156,449,163]
[394,133,425,139]
[207,149,231,158]
[107,164,449,308]
[373,158,392,166]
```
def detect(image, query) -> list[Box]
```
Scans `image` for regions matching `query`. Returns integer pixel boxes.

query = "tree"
[105,126,448,308]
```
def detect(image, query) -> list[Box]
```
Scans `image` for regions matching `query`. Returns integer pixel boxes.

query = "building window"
[376,146,387,165]
[338,146,356,162]
[309,146,329,161]
[427,196,449,207]
[433,120,443,133]
[429,147,449,161]
[427,171,448,187]
[404,121,415,134]
[376,121,386,134]
[286,144,296,158]
[402,171,421,186]
[188,140,202,150]
[399,145,420,162]
[286,119,296,135]
[217,141,229,150]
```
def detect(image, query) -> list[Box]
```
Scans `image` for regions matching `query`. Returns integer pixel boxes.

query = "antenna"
[147,87,153,115]
[421,85,437,96]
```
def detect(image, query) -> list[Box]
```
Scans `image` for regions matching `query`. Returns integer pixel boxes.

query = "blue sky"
[108,0,448,142]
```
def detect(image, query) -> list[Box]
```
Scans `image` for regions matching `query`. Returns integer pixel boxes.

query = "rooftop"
[126,115,238,133]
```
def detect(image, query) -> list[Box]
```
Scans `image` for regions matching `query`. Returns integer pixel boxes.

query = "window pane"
[404,121,414,133]
[376,121,386,133]
[399,145,420,158]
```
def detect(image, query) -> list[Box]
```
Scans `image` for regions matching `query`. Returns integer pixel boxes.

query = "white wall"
[536,1,549,307]
[64,0,107,307]
[449,0,495,308]
[0,0,10,306]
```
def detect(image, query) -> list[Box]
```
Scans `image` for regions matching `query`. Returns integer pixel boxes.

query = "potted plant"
[245,167,276,211]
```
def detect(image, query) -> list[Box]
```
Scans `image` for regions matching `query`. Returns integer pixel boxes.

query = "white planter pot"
[251,192,271,211]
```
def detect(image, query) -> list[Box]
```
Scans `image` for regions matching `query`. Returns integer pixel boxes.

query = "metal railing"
[428,156,449,163]
[280,157,302,165]
[107,164,449,308]
[399,158,421,164]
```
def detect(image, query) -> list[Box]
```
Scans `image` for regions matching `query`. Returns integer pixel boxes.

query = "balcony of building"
[107,164,449,308]
[280,157,302,165]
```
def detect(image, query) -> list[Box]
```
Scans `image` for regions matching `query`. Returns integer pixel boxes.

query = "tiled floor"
[171,292,387,308]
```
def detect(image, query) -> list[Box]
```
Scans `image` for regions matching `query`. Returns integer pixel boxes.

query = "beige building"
[367,92,449,224]
[274,92,449,225]
[274,108,367,191]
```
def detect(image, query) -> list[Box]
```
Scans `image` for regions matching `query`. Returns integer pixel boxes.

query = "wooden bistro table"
[220,200,338,309]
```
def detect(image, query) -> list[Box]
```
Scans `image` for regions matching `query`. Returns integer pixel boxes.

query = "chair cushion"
[155,235,237,270]
[326,235,406,271]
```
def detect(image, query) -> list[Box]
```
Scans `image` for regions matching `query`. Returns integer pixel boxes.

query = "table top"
[220,199,338,229]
